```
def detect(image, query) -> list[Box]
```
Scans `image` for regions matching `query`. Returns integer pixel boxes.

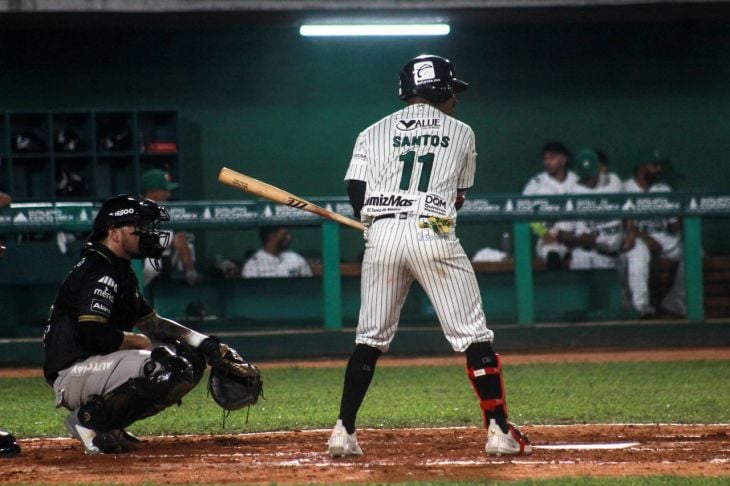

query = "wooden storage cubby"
[0,108,180,202]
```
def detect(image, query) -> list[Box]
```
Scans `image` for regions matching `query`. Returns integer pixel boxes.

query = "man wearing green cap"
[618,150,685,318]
[141,169,199,287]
[555,149,623,269]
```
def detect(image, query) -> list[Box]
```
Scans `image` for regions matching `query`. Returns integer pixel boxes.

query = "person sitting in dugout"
[42,194,262,455]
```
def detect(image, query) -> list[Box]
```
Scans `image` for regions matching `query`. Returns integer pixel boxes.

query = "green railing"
[2,192,729,327]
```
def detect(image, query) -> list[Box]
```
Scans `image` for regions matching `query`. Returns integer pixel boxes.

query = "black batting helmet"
[88,194,171,266]
[398,54,468,103]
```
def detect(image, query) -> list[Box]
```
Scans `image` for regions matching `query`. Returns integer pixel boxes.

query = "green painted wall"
[0,20,729,262]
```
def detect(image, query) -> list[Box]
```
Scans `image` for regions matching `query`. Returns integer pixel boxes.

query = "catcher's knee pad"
[465,341,508,417]
[79,346,196,432]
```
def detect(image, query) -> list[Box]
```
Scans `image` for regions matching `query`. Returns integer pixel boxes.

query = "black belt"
[373,213,398,222]
[373,213,421,222]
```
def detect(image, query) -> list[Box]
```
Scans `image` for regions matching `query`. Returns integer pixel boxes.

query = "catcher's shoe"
[485,419,532,456]
[110,429,141,452]
[64,412,122,455]
[0,430,21,458]
[328,419,363,458]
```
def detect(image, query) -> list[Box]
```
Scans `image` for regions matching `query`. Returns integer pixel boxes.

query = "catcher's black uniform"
[43,242,154,385]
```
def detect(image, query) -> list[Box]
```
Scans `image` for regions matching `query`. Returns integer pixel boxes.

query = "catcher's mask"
[398,54,469,104]
[88,194,171,270]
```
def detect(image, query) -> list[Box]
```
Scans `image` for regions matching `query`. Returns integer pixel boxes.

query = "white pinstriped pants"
[355,216,494,353]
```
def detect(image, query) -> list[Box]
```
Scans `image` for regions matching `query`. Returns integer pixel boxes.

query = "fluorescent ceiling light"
[300,24,450,37]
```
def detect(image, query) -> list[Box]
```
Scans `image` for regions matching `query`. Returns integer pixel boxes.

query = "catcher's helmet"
[399,54,468,103]
[88,194,171,266]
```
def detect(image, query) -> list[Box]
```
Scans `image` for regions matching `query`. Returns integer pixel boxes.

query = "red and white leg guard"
[466,353,508,426]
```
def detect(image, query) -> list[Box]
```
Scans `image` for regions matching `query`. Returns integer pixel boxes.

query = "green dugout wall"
[0,19,729,262]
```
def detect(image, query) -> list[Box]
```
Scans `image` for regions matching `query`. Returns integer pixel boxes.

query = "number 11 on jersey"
[398,151,434,192]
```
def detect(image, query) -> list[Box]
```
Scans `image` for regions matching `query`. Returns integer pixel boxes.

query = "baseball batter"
[328,54,531,458]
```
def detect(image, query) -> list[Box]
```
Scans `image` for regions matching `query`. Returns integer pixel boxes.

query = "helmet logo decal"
[413,61,437,85]
[111,208,135,216]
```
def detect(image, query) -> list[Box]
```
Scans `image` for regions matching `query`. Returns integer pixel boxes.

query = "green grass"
[1,359,728,438]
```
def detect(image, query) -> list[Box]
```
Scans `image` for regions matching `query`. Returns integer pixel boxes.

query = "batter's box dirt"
[2,424,728,484]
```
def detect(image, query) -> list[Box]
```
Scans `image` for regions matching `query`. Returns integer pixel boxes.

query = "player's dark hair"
[258,226,283,244]
[541,140,569,157]
[595,148,608,166]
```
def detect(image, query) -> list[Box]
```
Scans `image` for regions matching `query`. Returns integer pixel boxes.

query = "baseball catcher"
[42,194,262,455]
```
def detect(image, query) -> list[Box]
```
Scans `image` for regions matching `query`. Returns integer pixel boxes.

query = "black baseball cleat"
[0,430,21,458]
[111,429,142,452]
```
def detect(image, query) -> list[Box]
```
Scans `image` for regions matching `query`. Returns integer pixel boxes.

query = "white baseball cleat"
[64,411,121,455]
[327,419,363,458]
[485,419,533,456]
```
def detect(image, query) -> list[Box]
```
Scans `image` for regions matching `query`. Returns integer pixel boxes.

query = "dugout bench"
[0,192,729,339]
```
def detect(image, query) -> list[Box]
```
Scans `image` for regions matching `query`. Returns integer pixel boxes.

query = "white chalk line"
[534,442,640,450]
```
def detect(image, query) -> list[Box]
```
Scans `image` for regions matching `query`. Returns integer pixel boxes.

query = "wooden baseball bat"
[218,167,366,232]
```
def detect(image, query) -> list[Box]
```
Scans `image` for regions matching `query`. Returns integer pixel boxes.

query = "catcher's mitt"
[199,336,263,413]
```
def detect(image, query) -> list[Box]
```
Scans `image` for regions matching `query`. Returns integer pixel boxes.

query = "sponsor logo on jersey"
[70,360,114,375]
[396,118,441,131]
[97,276,118,292]
[413,61,437,85]
[90,299,111,316]
[423,194,449,216]
[365,194,415,208]
[93,286,115,303]
[393,135,450,148]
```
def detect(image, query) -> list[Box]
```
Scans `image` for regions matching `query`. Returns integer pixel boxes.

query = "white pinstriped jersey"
[522,171,578,196]
[345,103,476,223]
[555,183,624,253]
[623,178,680,255]
[344,102,492,353]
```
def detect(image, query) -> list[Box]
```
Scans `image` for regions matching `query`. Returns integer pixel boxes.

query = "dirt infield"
[1,347,729,484]
[3,424,729,484]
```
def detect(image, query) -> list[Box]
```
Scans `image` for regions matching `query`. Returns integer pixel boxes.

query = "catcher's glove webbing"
[199,336,263,425]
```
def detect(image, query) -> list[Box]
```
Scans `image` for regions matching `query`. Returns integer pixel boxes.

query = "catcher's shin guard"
[78,346,196,432]
[465,341,508,427]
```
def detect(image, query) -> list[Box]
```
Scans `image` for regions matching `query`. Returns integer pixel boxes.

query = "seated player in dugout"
[240,225,312,278]
[555,149,624,270]
[328,54,531,458]
[522,141,578,269]
[42,194,261,455]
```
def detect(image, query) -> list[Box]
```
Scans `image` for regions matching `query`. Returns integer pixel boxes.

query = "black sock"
[485,408,509,434]
[338,344,381,435]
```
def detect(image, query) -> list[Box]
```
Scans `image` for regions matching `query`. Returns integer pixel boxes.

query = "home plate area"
[3,424,728,484]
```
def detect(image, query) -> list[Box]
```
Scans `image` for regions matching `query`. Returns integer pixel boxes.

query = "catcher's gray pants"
[53,350,151,412]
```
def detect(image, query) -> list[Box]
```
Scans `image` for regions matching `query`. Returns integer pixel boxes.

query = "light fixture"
[299,23,450,37]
